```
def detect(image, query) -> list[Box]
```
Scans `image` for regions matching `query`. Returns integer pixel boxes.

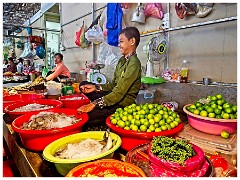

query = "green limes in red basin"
[186,94,237,119]
[110,103,181,132]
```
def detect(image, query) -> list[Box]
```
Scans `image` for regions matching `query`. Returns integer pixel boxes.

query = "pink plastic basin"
[11,108,89,151]
[183,105,237,135]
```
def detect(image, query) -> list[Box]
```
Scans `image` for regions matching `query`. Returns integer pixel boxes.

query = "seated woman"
[45,53,71,82]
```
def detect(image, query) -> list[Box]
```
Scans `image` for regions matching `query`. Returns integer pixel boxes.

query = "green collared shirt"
[101,54,141,107]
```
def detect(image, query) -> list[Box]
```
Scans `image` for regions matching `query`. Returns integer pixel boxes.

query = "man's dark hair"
[18,58,23,62]
[8,57,14,61]
[54,53,63,60]
[120,27,140,47]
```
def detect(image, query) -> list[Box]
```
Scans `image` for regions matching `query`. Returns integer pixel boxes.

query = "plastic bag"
[75,27,82,47]
[144,3,164,19]
[20,41,35,59]
[75,23,90,48]
[149,143,209,177]
[85,24,104,43]
[36,46,45,59]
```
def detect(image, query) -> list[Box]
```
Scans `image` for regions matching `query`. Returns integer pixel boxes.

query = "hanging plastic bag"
[75,27,82,47]
[36,46,45,59]
[20,41,36,59]
[144,3,164,19]
[80,23,91,48]
[85,24,104,43]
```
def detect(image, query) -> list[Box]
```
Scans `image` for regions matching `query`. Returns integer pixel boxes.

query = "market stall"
[3,2,237,178]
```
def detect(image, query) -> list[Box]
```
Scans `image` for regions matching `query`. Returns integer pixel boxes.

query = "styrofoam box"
[135,89,156,105]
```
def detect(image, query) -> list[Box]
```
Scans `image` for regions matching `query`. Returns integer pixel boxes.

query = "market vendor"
[7,57,17,73]
[45,53,71,82]
[77,26,141,128]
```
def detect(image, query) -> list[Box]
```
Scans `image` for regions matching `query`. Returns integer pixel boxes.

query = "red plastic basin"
[106,116,183,151]
[3,94,45,112]
[183,105,237,135]
[4,99,63,121]
[11,108,89,151]
[59,94,90,109]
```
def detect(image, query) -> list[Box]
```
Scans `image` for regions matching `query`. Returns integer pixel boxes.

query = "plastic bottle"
[180,60,189,83]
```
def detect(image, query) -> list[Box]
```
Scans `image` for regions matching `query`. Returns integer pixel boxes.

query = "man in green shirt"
[78,26,141,128]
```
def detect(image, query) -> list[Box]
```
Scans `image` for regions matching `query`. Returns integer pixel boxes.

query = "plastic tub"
[11,109,89,151]
[66,159,146,177]
[5,99,63,120]
[59,94,90,109]
[43,131,121,176]
[3,94,45,111]
[183,105,237,135]
[106,116,183,151]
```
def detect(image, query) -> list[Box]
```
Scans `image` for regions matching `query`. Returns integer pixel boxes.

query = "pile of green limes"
[109,103,181,132]
[186,94,237,119]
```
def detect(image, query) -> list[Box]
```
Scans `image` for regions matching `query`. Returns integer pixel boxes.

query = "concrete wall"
[59,3,237,83]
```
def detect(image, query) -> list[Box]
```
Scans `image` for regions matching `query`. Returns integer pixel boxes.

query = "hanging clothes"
[106,3,123,47]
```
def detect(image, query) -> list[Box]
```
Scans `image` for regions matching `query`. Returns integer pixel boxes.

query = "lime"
[229,114,235,119]
[195,102,203,107]
[224,108,233,114]
[166,118,172,124]
[216,115,222,119]
[127,115,133,121]
[122,116,128,121]
[208,113,215,118]
[173,120,179,127]
[149,119,155,125]
[147,114,154,120]
[193,109,200,115]
[211,104,218,109]
[117,120,125,128]
[175,118,181,123]
[170,122,176,129]
[216,94,223,100]
[143,121,150,127]
[149,109,156,115]
[223,103,231,109]
[146,129,152,132]
[140,125,147,132]
[155,128,162,132]
[111,118,117,125]
[189,108,195,113]
[190,104,197,109]
[140,110,146,115]
[221,131,230,139]
[197,107,204,111]
[159,110,164,115]
[148,104,154,109]
[162,107,168,112]
[232,105,237,113]
[200,111,208,117]
[210,96,217,101]
[161,124,168,131]
[159,119,165,126]
[218,105,223,110]
[125,120,131,127]
[134,120,141,126]
[154,123,159,128]
[140,119,145,125]
[131,125,138,131]
[127,109,133,114]
[149,125,155,132]
[154,116,161,123]
[124,126,130,130]
[163,114,169,119]
[222,113,230,119]
[217,100,224,106]
[210,100,217,105]
[206,107,214,113]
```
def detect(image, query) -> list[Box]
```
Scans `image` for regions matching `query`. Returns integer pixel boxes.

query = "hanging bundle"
[75,22,90,48]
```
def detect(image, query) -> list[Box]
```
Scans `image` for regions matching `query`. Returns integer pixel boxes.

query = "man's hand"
[79,84,97,93]
[77,103,95,114]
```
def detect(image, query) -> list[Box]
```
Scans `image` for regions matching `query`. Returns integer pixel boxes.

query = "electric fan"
[146,33,168,75]
[142,33,167,84]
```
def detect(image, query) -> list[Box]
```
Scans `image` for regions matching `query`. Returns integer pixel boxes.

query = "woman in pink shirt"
[46,53,71,82]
